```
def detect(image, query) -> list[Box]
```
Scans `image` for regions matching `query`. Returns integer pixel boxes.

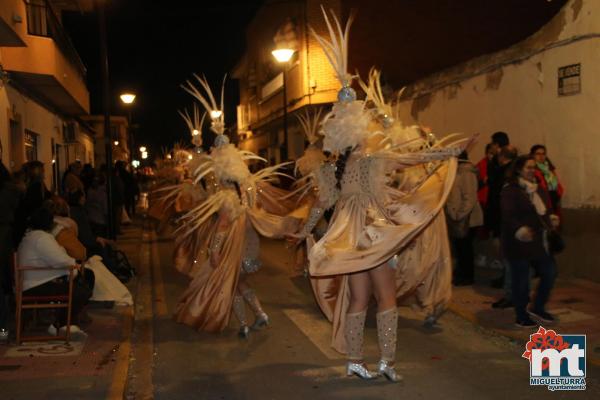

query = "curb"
[447,301,600,367]
[106,306,134,400]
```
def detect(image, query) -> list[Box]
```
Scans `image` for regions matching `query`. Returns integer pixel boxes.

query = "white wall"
[0,83,93,189]
[395,0,599,208]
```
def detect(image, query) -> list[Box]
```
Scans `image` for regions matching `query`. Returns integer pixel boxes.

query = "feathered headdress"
[295,108,326,176]
[178,104,206,148]
[310,8,371,155]
[181,74,228,145]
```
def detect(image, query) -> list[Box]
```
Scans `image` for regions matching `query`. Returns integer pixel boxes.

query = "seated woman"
[17,207,93,334]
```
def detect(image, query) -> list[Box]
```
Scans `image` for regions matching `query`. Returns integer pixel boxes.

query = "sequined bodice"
[340,156,372,196]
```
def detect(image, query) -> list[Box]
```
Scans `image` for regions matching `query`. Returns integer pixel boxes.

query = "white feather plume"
[181,74,226,134]
[296,108,323,145]
[310,6,355,86]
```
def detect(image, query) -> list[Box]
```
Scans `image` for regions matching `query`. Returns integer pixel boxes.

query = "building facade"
[0,0,92,191]
[81,115,130,167]
[393,0,599,281]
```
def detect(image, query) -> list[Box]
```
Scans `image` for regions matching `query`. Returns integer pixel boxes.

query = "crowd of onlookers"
[446,131,564,328]
[0,159,139,342]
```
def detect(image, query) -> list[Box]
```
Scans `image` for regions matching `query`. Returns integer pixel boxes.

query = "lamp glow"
[188,154,193,160]
[132,160,140,168]
[120,93,136,104]
[272,48,294,63]
[139,146,146,152]
[141,151,148,159]
[114,140,119,146]
[210,110,222,120]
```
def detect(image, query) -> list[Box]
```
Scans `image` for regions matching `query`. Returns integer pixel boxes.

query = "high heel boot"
[232,295,250,339]
[242,289,269,330]
[376,308,402,382]
[344,310,375,379]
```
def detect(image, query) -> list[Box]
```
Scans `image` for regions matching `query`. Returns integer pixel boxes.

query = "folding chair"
[14,254,76,345]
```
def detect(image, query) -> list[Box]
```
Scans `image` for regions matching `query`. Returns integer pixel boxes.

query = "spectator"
[446,151,483,286]
[530,144,564,217]
[63,161,85,195]
[0,161,22,341]
[45,197,87,263]
[500,155,558,327]
[485,145,517,238]
[111,163,125,235]
[86,175,109,237]
[80,164,96,194]
[476,143,498,210]
[14,161,51,244]
[67,190,112,255]
[17,207,93,334]
[116,161,139,219]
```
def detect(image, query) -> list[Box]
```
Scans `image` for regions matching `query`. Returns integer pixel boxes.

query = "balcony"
[0,0,27,46]
[0,0,89,115]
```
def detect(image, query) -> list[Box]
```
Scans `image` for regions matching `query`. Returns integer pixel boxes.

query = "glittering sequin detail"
[376,308,398,362]
[232,295,247,326]
[242,288,265,316]
[241,258,261,273]
[300,207,323,237]
[345,310,367,361]
[210,232,226,253]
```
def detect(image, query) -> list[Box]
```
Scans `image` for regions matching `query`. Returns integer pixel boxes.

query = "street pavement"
[2,220,599,399]
[126,224,600,400]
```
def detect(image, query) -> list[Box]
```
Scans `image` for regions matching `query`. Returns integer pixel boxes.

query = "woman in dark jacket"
[0,162,22,340]
[501,155,558,328]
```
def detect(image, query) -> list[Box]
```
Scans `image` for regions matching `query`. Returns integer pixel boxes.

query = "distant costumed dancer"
[171,75,300,338]
[289,8,472,381]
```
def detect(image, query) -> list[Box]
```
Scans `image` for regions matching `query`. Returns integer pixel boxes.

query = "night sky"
[63,0,264,155]
[61,0,567,154]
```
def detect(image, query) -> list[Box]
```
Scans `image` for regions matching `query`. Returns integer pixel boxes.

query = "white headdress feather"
[310,6,355,86]
[181,74,226,134]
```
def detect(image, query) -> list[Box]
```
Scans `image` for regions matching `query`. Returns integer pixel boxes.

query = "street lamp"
[139,146,146,153]
[120,92,136,164]
[272,47,295,162]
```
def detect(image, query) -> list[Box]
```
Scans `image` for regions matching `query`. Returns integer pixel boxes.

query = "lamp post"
[95,0,115,239]
[120,92,136,165]
[272,48,295,162]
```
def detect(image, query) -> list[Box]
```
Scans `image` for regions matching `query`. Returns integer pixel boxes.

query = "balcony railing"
[24,0,87,78]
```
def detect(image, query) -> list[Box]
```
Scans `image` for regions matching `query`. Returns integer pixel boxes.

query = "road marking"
[282,308,343,360]
[106,306,133,400]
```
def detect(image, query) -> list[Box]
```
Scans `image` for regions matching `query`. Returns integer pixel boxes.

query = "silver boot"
[232,295,250,339]
[376,308,402,382]
[344,310,375,379]
[242,289,270,330]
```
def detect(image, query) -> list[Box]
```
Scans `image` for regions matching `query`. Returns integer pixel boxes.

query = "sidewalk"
[0,222,142,400]
[447,269,600,366]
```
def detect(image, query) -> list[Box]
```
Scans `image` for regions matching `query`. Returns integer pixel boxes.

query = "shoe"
[251,312,269,330]
[377,360,403,383]
[423,315,438,329]
[492,298,514,309]
[346,361,376,379]
[528,309,555,324]
[515,317,537,328]
[238,325,250,339]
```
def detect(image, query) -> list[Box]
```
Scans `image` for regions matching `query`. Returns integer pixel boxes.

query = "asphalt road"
[127,229,599,400]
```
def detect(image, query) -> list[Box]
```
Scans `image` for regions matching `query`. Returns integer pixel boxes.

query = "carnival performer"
[172,75,300,338]
[286,109,328,275]
[288,9,472,381]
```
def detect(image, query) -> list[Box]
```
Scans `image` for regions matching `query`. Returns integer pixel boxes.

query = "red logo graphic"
[522,326,570,371]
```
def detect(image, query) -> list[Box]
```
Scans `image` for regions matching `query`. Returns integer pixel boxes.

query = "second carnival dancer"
[170,75,300,338]
[288,9,473,381]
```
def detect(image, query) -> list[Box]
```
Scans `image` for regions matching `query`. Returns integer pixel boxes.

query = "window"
[25,0,49,37]
[24,130,38,162]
